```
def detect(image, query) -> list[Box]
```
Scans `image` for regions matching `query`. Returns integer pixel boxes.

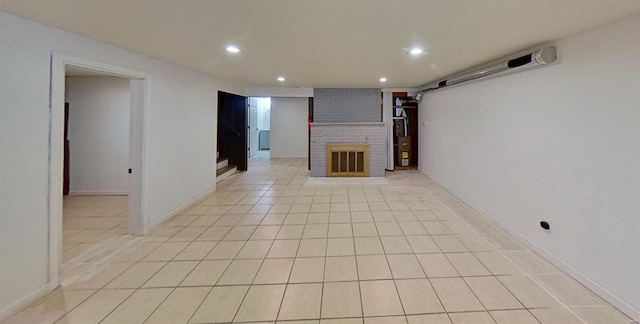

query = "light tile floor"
[5,157,634,324]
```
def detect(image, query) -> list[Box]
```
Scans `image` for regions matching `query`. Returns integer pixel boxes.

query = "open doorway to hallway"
[249,97,271,160]
[61,68,135,283]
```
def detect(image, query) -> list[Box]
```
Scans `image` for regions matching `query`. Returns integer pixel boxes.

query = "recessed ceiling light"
[379,77,387,82]
[277,76,285,82]
[409,47,423,55]
[226,45,240,53]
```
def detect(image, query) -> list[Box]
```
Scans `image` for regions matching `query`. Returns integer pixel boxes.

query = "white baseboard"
[144,186,217,234]
[68,190,128,196]
[0,282,55,322]
[422,170,640,322]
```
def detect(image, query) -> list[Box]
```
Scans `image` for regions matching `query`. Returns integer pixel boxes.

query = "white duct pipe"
[415,45,557,101]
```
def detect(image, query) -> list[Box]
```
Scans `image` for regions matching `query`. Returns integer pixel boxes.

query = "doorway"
[62,73,133,282]
[249,97,271,160]
[50,53,148,287]
[218,91,249,171]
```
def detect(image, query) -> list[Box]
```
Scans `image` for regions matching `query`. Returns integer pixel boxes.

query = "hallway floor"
[5,157,632,323]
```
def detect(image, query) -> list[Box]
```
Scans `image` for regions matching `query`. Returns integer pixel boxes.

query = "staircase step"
[216,157,228,170]
[216,164,237,182]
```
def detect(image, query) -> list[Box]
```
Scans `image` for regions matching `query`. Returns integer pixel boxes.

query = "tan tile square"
[406,236,441,253]
[330,203,350,212]
[328,223,353,238]
[395,279,444,314]
[56,289,134,323]
[387,254,426,279]
[352,223,378,237]
[464,276,522,310]
[530,308,583,324]
[354,255,390,280]
[364,316,407,324]
[106,262,165,288]
[278,283,323,320]
[267,239,300,258]
[490,310,539,324]
[533,274,603,306]
[325,256,358,282]
[173,241,217,261]
[354,237,384,255]
[236,240,273,259]
[254,258,294,284]
[349,202,370,212]
[503,251,559,274]
[406,314,452,324]
[415,254,459,277]
[142,241,189,261]
[310,203,331,213]
[432,235,468,252]
[297,239,327,257]
[224,226,257,240]
[360,280,404,316]
[570,306,631,323]
[376,222,404,236]
[329,212,351,223]
[237,213,267,225]
[429,277,484,312]
[420,221,452,235]
[251,225,281,240]
[143,261,198,287]
[101,288,172,324]
[497,275,559,308]
[399,221,428,235]
[277,225,305,239]
[284,213,309,225]
[307,212,330,224]
[322,282,362,318]
[380,236,413,254]
[197,226,233,241]
[235,285,286,322]
[290,257,325,283]
[303,224,329,238]
[218,259,262,285]
[393,211,417,222]
[181,260,231,286]
[205,240,244,259]
[326,238,355,256]
[64,262,132,289]
[456,234,493,251]
[169,226,207,241]
[449,312,495,324]
[261,213,288,225]
[446,253,490,276]
[146,287,210,324]
[351,211,374,223]
[473,251,522,275]
[290,203,312,213]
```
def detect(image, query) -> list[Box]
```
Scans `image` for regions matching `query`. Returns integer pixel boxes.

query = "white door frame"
[49,53,149,287]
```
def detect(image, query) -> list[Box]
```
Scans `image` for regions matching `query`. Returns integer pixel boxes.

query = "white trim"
[422,169,640,322]
[144,186,217,234]
[0,282,56,322]
[49,52,149,292]
[68,190,128,196]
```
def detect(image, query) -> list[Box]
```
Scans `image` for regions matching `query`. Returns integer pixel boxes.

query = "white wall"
[270,97,308,158]
[0,12,244,319]
[65,77,130,195]
[419,14,640,318]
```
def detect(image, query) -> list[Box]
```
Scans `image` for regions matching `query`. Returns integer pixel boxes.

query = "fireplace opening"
[326,143,369,177]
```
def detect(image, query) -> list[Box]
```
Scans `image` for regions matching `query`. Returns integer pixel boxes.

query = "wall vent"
[326,143,369,177]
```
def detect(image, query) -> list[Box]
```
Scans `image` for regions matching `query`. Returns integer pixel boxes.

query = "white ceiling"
[2,0,639,88]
